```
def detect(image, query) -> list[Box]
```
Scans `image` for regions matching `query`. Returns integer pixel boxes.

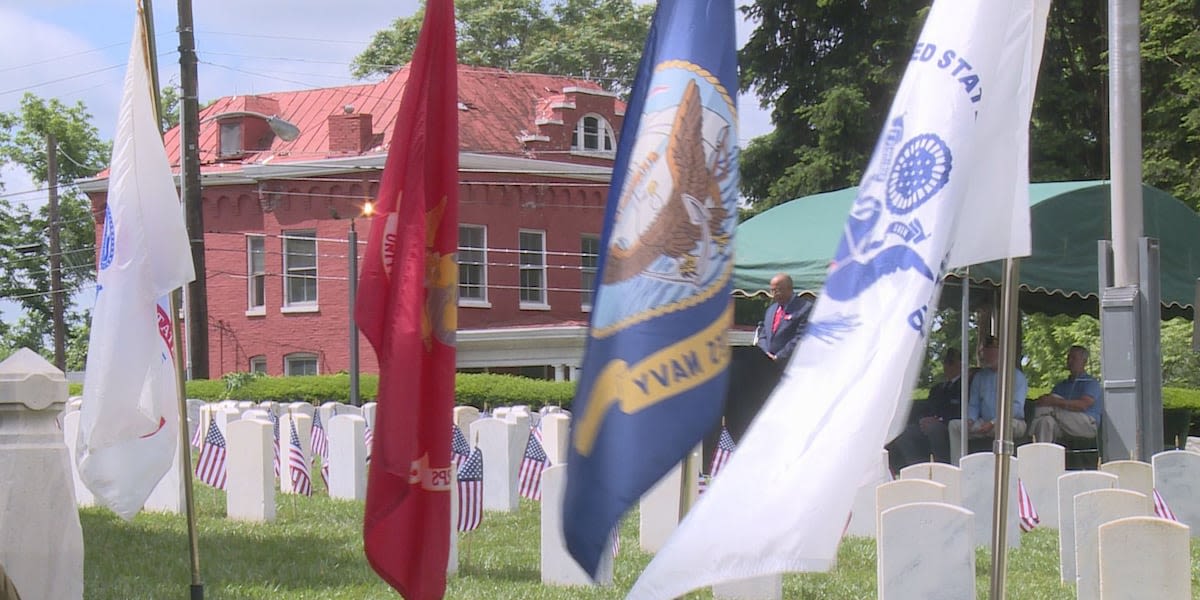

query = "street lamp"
[348,201,373,406]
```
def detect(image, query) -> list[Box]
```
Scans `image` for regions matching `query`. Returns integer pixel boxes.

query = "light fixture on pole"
[348,200,373,407]
[200,110,301,141]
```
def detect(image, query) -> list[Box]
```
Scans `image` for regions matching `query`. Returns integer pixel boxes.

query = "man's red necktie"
[771,305,784,333]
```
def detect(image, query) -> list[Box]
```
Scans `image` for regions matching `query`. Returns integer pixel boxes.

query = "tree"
[0,93,109,358]
[352,0,653,93]
[738,0,1200,210]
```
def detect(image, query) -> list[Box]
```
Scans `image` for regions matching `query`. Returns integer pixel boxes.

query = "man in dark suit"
[755,273,814,364]
[886,348,966,472]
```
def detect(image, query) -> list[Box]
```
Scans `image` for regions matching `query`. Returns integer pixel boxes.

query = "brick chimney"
[328,106,374,154]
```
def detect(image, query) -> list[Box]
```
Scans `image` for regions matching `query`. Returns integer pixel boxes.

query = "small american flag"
[311,412,329,488]
[1017,478,1039,532]
[288,418,312,496]
[195,418,227,490]
[519,429,548,500]
[269,411,280,478]
[709,427,736,480]
[611,526,620,558]
[1153,488,1178,521]
[457,447,483,532]
[364,425,373,463]
[451,424,470,469]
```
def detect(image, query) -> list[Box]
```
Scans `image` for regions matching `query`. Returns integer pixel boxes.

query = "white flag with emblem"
[627,0,1049,596]
[76,9,195,520]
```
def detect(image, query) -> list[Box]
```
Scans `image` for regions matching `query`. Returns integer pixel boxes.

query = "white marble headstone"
[361,402,377,431]
[540,413,571,465]
[1099,460,1155,515]
[226,418,275,522]
[318,401,342,430]
[328,415,367,500]
[453,405,480,437]
[639,447,701,553]
[878,502,975,600]
[540,465,614,586]
[712,574,783,600]
[1151,450,1200,536]
[1073,489,1147,600]
[1098,516,1191,599]
[288,402,315,418]
[875,479,946,538]
[959,453,1019,549]
[470,417,523,511]
[899,462,963,505]
[186,399,205,443]
[1016,442,1065,529]
[1057,470,1119,582]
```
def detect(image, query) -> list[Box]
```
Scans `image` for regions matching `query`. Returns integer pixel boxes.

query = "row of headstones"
[867,444,1197,599]
[60,398,380,516]
[451,407,766,599]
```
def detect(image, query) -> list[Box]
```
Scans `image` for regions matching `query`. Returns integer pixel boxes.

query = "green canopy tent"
[734,181,1200,320]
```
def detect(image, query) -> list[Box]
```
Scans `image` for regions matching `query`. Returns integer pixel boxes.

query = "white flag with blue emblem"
[627,0,1049,597]
[76,9,195,520]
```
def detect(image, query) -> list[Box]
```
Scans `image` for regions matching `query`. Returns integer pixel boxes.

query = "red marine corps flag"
[354,0,458,598]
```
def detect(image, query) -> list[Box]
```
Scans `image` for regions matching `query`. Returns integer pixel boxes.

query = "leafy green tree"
[352,0,652,93]
[738,0,1200,209]
[0,93,108,357]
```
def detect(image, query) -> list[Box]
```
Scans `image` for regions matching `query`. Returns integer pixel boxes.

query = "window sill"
[281,304,320,314]
[245,308,266,318]
[520,302,552,311]
[459,299,492,309]
[581,305,592,313]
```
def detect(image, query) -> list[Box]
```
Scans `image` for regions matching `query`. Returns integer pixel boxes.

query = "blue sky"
[0,0,775,318]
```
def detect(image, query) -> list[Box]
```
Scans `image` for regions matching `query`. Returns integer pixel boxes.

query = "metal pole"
[989,257,1020,600]
[960,270,970,462]
[348,219,360,406]
[178,0,209,380]
[1109,0,1143,287]
[46,132,66,371]
[144,2,203,596]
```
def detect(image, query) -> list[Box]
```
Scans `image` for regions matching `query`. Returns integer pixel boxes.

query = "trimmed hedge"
[176,372,576,411]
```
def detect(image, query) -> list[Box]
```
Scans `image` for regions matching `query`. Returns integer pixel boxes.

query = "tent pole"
[989,257,1020,600]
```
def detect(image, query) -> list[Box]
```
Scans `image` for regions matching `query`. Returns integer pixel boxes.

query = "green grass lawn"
[82,479,1200,599]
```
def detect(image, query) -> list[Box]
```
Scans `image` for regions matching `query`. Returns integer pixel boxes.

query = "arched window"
[571,114,616,154]
[249,355,267,374]
[284,352,319,376]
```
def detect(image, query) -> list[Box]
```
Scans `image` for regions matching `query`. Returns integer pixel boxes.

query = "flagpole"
[988,257,1020,600]
[960,269,970,460]
[141,2,204,597]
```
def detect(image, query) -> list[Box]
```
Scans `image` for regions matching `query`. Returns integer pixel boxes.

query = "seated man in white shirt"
[947,335,1027,464]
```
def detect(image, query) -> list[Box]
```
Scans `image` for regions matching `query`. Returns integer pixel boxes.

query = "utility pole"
[178,0,209,379]
[46,132,66,371]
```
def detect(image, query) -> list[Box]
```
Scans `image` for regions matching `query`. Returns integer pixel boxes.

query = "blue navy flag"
[563,0,739,578]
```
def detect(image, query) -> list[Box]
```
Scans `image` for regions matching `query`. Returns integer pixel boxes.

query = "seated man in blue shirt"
[1029,345,1102,443]
[948,335,1027,464]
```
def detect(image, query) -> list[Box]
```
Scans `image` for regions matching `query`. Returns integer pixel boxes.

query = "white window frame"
[246,235,266,315]
[570,114,616,155]
[458,224,490,307]
[219,121,243,158]
[282,230,318,312]
[284,352,319,376]
[580,235,600,312]
[519,229,549,309]
[249,355,267,374]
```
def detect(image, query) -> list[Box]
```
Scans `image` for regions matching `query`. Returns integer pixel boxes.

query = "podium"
[701,346,782,469]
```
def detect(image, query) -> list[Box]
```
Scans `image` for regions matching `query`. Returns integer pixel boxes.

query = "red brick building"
[81,65,629,380]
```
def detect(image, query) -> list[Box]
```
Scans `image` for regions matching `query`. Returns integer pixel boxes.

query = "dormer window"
[219,120,243,158]
[571,114,615,154]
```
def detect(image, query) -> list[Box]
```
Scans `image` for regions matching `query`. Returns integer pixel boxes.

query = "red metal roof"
[154,65,624,176]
